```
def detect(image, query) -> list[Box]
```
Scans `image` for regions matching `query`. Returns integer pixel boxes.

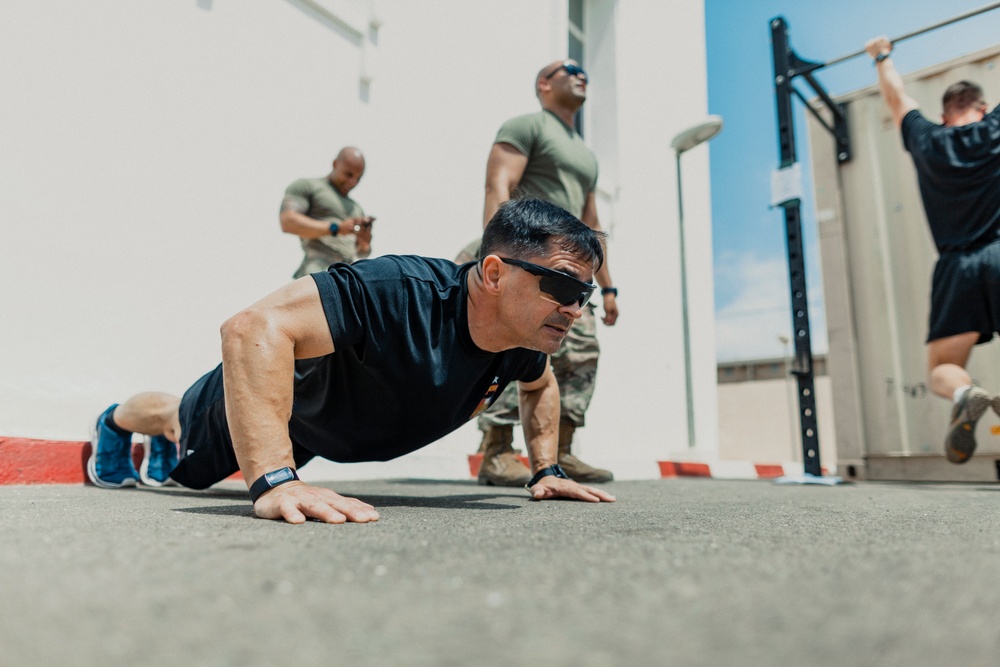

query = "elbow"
[220,308,267,355]
[279,213,295,235]
[484,174,513,199]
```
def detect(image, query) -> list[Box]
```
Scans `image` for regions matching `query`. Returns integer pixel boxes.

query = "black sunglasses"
[544,62,588,83]
[499,257,596,307]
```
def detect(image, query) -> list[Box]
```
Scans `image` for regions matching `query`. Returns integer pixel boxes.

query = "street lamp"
[671,115,723,449]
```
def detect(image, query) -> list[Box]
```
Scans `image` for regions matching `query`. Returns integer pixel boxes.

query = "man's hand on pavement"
[253,481,381,524]
[529,476,616,503]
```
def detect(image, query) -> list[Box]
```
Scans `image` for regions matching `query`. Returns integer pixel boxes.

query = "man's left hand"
[528,476,616,503]
[602,293,619,326]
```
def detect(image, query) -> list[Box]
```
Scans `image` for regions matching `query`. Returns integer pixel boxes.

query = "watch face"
[265,468,295,485]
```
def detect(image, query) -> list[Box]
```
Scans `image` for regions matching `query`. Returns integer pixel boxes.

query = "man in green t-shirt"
[476,58,620,486]
[280,146,375,279]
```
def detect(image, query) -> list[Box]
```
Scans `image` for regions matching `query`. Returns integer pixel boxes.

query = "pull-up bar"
[823,1,1000,69]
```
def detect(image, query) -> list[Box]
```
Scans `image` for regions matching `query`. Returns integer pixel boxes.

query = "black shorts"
[168,364,315,490]
[927,240,1000,345]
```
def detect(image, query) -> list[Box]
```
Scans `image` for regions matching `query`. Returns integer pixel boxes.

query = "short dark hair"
[481,198,605,271]
[942,80,985,115]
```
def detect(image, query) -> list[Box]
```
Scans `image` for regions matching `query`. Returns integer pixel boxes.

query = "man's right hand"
[342,216,374,233]
[865,36,892,60]
[252,481,381,524]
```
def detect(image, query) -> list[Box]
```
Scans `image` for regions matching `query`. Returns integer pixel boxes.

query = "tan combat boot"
[557,421,613,483]
[477,425,532,486]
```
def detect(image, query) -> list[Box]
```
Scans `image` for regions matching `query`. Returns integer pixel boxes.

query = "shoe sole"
[86,418,137,489]
[945,390,992,464]
[139,437,178,487]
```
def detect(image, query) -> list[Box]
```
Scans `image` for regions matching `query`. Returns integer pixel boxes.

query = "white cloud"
[715,251,828,362]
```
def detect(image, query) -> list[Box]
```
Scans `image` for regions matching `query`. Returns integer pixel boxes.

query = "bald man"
[280,147,375,279]
[474,58,619,486]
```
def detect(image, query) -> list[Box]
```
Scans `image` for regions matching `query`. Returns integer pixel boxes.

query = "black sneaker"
[945,387,992,464]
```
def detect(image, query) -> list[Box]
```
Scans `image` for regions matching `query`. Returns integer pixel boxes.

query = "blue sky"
[705,0,1000,361]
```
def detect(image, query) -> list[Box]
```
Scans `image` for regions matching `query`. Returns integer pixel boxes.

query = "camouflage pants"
[478,305,600,430]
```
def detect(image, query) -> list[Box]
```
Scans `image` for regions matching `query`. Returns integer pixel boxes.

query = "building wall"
[0,0,716,480]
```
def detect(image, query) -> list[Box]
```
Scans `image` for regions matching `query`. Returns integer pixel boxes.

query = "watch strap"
[329,221,340,235]
[601,287,618,297]
[525,463,569,489]
[248,466,300,504]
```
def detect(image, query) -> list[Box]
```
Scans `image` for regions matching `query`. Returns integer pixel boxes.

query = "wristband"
[329,222,340,236]
[248,466,299,504]
[874,51,891,64]
[525,463,569,489]
[601,287,618,297]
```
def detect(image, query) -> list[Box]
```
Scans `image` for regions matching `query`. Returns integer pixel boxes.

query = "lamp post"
[671,116,723,449]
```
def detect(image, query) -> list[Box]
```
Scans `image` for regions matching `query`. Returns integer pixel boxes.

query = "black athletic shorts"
[927,239,1000,345]
[168,364,315,490]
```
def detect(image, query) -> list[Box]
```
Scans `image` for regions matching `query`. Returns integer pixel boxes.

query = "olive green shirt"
[494,110,598,217]
[282,177,366,279]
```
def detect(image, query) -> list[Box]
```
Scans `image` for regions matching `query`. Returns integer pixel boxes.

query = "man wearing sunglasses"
[86,197,616,523]
[475,58,619,487]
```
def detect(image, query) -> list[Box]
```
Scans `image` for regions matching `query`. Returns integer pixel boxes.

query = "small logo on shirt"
[469,376,501,419]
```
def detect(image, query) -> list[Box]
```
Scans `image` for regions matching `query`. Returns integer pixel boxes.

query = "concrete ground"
[3,478,1000,667]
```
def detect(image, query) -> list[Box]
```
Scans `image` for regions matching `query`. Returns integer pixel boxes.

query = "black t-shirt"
[901,105,1000,252]
[289,255,547,462]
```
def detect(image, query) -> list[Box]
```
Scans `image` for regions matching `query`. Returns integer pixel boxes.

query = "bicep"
[518,357,553,394]
[485,143,528,187]
[893,97,920,129]
[245,277,336,359]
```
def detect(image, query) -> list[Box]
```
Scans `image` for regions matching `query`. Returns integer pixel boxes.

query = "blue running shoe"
[140,435,178,487]
[87,404,139,488]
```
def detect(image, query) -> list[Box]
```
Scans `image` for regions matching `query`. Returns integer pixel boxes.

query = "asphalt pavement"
[2,478,1000,666]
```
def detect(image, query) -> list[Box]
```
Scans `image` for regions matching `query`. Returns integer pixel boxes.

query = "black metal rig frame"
[769,17,851,477]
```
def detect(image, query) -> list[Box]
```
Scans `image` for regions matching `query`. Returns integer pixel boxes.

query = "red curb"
[0,436,242,486]
[754,464,786,478]
[657,461,831,479]
[0,438,88,485]
[658,461,712,478]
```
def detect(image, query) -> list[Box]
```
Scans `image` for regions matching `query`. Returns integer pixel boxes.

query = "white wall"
[0,0,716,480]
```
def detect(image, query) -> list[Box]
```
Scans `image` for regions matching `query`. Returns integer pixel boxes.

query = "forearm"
[221,309,297,483]
[519,373,560,473]
[280,210,337,240]
[875,59,917,127]
[581,197,614,288]
[865,38,918,128]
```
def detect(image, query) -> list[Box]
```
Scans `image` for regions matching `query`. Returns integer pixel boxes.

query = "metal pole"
[821,1,1000,69]
[772,17,822,477]
[676,151,696,450]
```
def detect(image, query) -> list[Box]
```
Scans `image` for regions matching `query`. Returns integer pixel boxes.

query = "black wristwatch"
[248,466,300,504]
[525,464,569,489]
[601,287,618,297]
[329,221,340,236]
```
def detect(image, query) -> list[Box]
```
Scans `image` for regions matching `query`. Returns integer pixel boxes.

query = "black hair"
[480,197,605,271]
[942,81,985,115]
